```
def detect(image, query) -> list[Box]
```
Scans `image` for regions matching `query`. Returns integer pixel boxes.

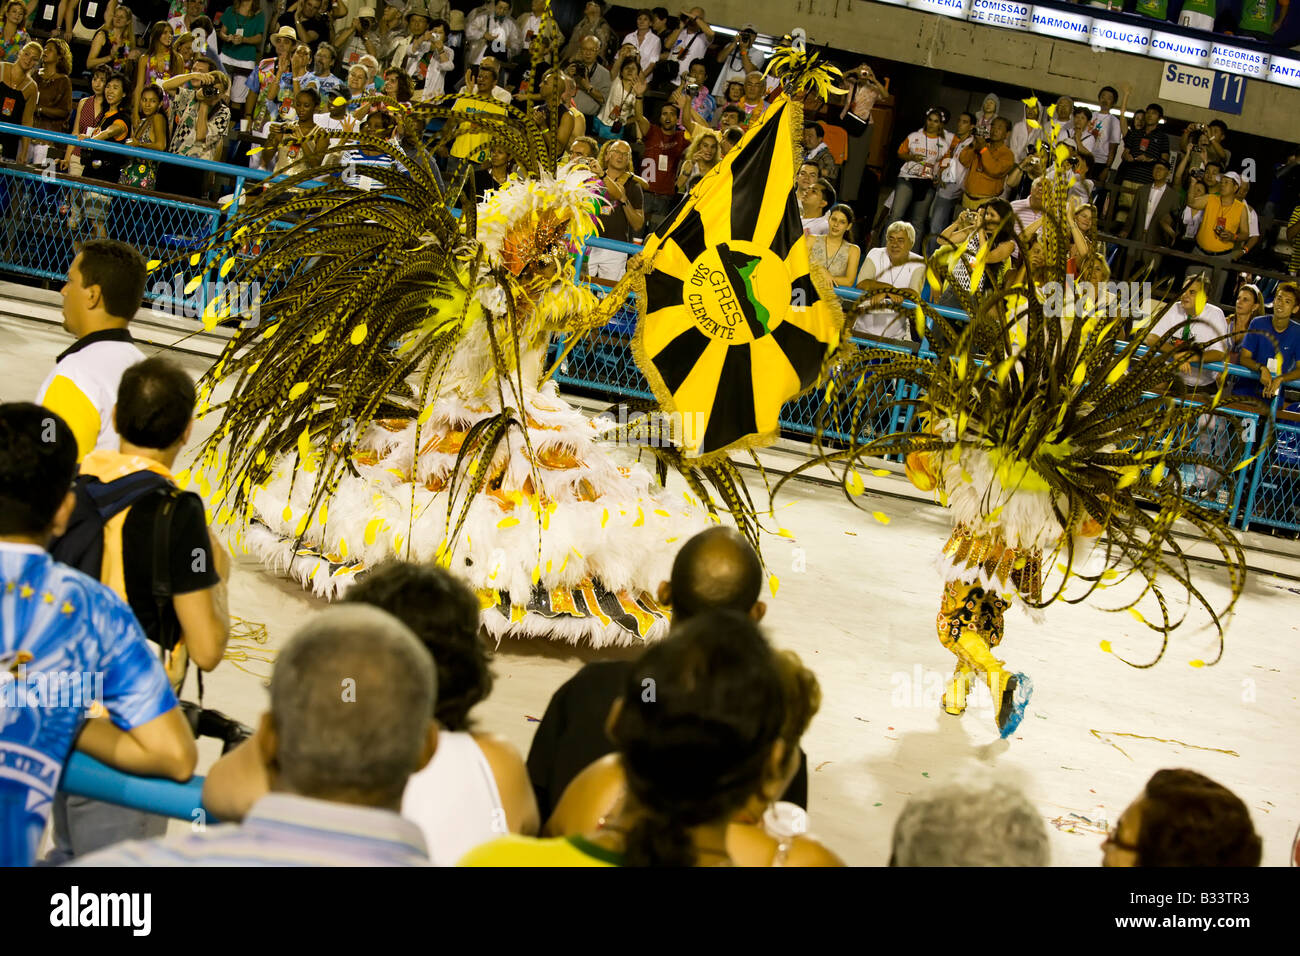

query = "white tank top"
[400,730,507,866]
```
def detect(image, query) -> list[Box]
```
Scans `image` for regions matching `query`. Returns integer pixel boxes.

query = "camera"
[739,28,756,44]
[200,82,218,97]
[180,701,253,755]
[685,81,699,95]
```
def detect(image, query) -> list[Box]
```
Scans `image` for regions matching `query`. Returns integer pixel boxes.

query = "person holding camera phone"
[157,69,231,197]
[217,0,265,117]
[335,4,379,70]
[659,5,711,82]
[712,20,762,98]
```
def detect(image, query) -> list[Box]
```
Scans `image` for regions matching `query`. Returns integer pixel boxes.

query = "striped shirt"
[71,793,432,866]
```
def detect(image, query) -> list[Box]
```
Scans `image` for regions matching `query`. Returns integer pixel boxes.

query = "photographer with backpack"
[45,356,232,862]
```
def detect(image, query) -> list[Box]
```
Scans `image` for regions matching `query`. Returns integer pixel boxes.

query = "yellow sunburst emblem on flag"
[602,94,845,460]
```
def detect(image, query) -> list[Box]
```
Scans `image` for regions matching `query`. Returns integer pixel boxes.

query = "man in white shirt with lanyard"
[854,222,925,340]
[660,7,713,83]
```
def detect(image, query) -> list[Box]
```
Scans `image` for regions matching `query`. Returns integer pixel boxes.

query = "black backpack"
[49,471,183,653]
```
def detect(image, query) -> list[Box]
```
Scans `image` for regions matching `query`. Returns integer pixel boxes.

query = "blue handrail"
[60,752,215,823]
[0,120,272,179]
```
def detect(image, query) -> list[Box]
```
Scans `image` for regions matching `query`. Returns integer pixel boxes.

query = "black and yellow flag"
[623,95,844,460]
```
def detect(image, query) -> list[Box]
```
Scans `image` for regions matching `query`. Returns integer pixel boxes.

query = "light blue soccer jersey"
[0,543,177,866]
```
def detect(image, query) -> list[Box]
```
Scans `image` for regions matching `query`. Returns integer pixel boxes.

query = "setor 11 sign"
[1158,61,1246,115]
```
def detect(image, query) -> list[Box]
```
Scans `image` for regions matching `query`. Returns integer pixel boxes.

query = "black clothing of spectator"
[1119,125,1170,187]
[526,660,809,821]
[121,491,220,649]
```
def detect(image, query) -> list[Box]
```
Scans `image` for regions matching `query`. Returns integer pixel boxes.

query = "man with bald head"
[526,527,804,820]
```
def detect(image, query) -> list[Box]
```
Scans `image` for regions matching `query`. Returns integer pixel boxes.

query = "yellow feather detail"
[289,382,309,400]
[846,469,864,496]
[364,517,385,545]
[498,516,520,528]
[350,324,368,345]
[769,575,779,597]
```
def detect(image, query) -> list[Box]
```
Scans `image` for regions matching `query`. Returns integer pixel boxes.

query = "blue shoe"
[997,672,1033,739]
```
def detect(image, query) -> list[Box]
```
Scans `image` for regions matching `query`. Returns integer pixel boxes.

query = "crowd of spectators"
[0,253,1272,864]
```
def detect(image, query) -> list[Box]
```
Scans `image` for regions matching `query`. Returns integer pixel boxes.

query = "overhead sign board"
[967,0,1031,29]
[1158,62,1246,115]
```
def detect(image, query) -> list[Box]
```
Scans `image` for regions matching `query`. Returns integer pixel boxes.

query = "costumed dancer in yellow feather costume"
[778,124,1254,738]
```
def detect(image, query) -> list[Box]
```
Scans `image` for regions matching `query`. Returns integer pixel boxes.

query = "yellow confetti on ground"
[1189,659,1205,668]
[871,469,890,477]
[871,511,890,525]
[1099,640,1112,653]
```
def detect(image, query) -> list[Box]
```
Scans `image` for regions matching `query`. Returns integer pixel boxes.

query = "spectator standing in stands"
[66,66,107,177]
[1102,769,1261,867]
[659,5,711,83]
[936,199,1017,311]
[737,69,766,125]
[247,25,301,131]
[1089,83,1128,185]
[518,0,558,50]
[87,4,136,72]
[587,139,643,279]
[562,0,614,62]
[1237,283,1300,400]
[800,178,834,237]
[1227,284,1266,363]
[34,241,146,461]
[280,0,332,53]
[1178,119,1230,181]
[681,59,714,124]
[1116,103,1170,223]
[632,87,686,231]
[409,18,455,98]
[120,82,169,190]
[836,62,886,221]
[927,110,973,254]
[305,41,346,101]
[158,69,232,198]
[593,52,639,141]
[891,771,1048,866]
[1145,273,1228,398]
[854,221,924,339]
[45,357,231,862]
[1121,157,1179,280]
[674,126,718,192]
[77,72,129,234]
[1062,106,1096,160]
[570,33,609,126]
[1237,0,1286,39]
[1186,171,1249,305]
[890,107,950,246]
[32,36,70,145]
[372,2,405,63]
[335,4,381,72]
[809,203,860,287]
[78,605,438,866]
[447,60,506,182]
[482,609,787,866]
[959,116,1013,209]
[803,121,837,184]
[217,0,266,119]
[0,41,38,160]
[465,0,519,67]
[133,21,179,124]
[0,1,29,62]
[711,21,761,98]
[622,9,660,71]
[0,403,196,868]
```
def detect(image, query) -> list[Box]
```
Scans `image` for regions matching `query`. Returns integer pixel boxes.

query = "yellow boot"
[954,631,1031,737]
[942,664,973,716]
